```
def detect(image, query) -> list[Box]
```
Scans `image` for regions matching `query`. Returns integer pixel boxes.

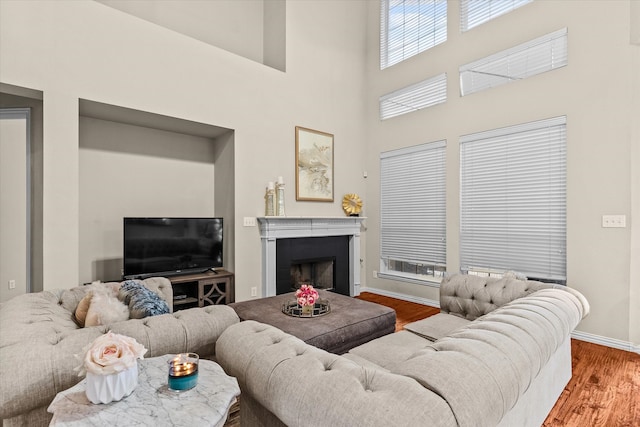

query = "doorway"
[0,108,31,302]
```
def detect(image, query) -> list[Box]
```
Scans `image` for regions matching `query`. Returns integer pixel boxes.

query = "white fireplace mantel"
[257,216,366,297]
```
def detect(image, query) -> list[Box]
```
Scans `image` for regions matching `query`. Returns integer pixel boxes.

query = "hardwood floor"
[357,292,640,427]
[356,291,440,331]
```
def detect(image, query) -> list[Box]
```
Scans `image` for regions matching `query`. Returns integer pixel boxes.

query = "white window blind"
[380,73,447,120]
[380,0,447,69]
[380,141,447,277]
[460,0,533,32]
[460,116,567,282]
[460,28,568,96]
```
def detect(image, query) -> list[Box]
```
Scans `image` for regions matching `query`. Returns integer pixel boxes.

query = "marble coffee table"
[47,354,240,427]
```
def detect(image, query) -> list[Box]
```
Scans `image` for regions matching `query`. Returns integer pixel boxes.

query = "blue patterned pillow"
[119,280,170,319]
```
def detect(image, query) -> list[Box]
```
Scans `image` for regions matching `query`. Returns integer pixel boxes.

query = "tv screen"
[123,217,223,279]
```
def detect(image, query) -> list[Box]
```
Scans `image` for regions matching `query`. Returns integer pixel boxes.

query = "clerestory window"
[380,0,447,69]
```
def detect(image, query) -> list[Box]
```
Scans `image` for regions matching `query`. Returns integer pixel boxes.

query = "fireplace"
[276,236,349,295]
[290,258,335,291]
[258,217,365,297]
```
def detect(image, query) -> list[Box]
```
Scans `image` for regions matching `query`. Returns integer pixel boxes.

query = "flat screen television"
[123,217,223,279]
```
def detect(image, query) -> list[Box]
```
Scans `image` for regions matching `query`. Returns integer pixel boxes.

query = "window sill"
[377,272,442,288]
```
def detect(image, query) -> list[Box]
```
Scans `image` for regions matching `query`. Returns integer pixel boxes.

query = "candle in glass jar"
[168,353,199,391]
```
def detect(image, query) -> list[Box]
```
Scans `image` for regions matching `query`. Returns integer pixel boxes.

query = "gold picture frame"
[295,126,334,202]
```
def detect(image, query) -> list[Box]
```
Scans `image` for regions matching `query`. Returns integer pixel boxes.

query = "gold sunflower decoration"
[342,193,363,216]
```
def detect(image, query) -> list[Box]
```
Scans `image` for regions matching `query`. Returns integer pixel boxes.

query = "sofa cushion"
[59,277,174,315]
[118,280,170,319]
[74,292,93,327]
[341,352,390,372]
[83,291,129,326]
[348,330,436,370]
[403,312,470,341]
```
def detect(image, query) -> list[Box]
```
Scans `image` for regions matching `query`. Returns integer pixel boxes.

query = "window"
[459,28,568,96]
[379,73,447,120]
[460,116,567,283]
[380,0,447,69]
[380,141,446,283]
[460,0,533,32]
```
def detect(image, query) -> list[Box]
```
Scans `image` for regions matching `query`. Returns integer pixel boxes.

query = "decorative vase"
[85,364,138,404]
[301,304,313,315]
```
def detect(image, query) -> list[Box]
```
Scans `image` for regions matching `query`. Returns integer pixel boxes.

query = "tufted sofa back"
[439,273,588,321]
[216,320,459,427]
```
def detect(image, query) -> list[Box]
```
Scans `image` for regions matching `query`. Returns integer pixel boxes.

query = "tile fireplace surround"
[257,217,365,297]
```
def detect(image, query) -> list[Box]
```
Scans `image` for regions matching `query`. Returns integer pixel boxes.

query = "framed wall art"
[295,126,334,202]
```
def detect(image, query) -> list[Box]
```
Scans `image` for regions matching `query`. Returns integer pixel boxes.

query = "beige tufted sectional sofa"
[216,273,589,427]
[0,277,239,427]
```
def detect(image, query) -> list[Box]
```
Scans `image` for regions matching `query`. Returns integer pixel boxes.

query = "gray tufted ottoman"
[228,290,396,354]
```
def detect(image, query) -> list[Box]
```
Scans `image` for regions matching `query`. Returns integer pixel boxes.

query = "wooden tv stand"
[168,270,235,310]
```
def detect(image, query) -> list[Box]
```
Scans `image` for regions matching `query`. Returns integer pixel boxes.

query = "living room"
[0,0,637,366]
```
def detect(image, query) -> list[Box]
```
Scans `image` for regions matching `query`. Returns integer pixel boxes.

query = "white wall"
[630,0,640,348]
[0,0,368,301]
[78,116,217,283]
[364,1,638,348]
[97,0,266,65]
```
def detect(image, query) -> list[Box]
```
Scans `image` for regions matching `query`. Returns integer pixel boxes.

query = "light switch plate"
[602,215,626,228]
[243,217,257,227]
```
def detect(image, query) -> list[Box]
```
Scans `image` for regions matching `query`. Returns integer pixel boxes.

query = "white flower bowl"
[85,364,138,404]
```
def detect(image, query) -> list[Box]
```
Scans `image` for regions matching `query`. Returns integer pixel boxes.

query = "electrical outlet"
[251,287,257,297]
[602,214,626,228]
[243,217,257,227]
[8,280,16,289]
[373,270,378,278]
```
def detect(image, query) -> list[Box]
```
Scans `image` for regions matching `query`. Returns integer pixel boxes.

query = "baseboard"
[361,287,640,354]
[358,287,440,308]
[571,330,640,354]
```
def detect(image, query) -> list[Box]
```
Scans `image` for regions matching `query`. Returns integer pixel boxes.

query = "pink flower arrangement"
[295,284,319,307]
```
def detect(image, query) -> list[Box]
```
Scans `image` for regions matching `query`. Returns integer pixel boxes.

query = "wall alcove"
[78,99,235,283]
